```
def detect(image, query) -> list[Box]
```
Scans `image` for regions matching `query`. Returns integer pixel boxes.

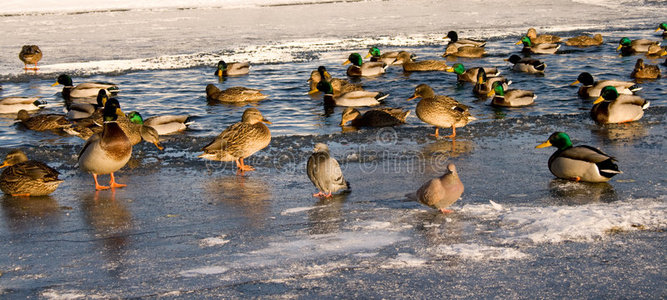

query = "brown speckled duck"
[206,84,268,103]
[19,45,42,71]
[565,34,603,47]
[443,44,486,58]
[16,110,71,131]
[340,107,409,127]
[394,51,449,72]
[526,28,562,44]
[0,149,63,196]
[408,84,475,138]
[630,58,661,79]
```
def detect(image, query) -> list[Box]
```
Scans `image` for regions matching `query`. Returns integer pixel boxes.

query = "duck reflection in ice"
[2,195,61,234]
[548,179,617,204]
[308,193,348,235]
[591,122,648,143]
[421,138,475,161]
[203,175,271,229]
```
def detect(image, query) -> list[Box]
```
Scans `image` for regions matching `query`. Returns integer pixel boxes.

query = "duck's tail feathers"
[629,85,642,92]
[375,92,389,101]
[642,101,650,110]
[535,62,547,71]
[107,86,120,94]
[184,116,196,126]
[33,99,47,107]
[345,181,351,190]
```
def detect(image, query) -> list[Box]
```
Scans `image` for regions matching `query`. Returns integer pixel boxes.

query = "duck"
[340,107,409,127]
[0,97,45,114]
[205,84,268,102]
[343,53,387,77]
[472,68,511,97]
[316,80,388,107]
[408,84,475,138]
[214,60,250,79]
[488,81,535,107]
[0,149,63,196]
[656,23,667,38]
[617,37,660,55]
[443,31,486,48]
[646,44,667,57]
[571,72,641,98]
[365,47,401,65]
[505,54,546,74]
[446,63,500,83]
[16,110,71,131]
[78,98,133,190]
[516,36,560,54]
[536,132,621,183]
[415,163,463,214]
[307,143,350,198]
[52,74,119,100]
[630,58,661,79]
[19,45,42,71]
[116,113,163,150]
[565,34,603,47]
[127,111,191,135]
[308,66,363,96]
[66,89,108,120]
[442,43,486,58]
[393,51,449,72]
[591,86,649,124]
[199,108,271,172]
[526,28,562,44]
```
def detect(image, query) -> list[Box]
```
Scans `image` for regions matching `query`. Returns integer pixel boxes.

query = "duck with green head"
[446,63,499,83]
[536,132,621,182]
[591,86,649,124]
[127,111,191,135]
[0,149,63,196]
[308,66,363,96]
[571,72,640,98]
[516,36,560,54]
[214,60,250,80]
[472,68,511,97]
[617,37,660,55]
[655,23,667,38]
[343,53,387,77]
[316,80,387,107]
[487,81,535,107]
[365,47,401,65]
[52,74,119,100]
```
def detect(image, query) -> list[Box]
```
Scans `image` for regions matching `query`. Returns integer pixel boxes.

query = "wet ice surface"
[1,108,665,298]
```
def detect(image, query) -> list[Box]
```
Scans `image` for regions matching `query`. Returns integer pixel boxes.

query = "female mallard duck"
[19,45,42,71]
[214,60,250,79]
[414,163,463,214]
[617,37,660,55]
[343,53,387,77]
[536,132,621,182]
[365,47,401,65]
[78,98,132,190]
[316,80,387,107]
[0,97,45,114]
[443,44,486,58]
[16,110,71,131]
[591,86,649,124]
[443,31,486,48]
[630,58,661,79]
[656,23,667,38]
[206,84,268,103]
[52,74,119,99]
[487,81,535,107]
[66,89,107,120]
[340,107,409,127]
[127,111,191,135]
[571,72,640,98]
[526,28,562,44]
[516,36,560,54]
[308,66,363,96]
[199,108,271,172]
[646,44,667,57]
[565,34,603,47]
[446,63,499,82]
[0,149,63,196]
[505,55,546,74]
[393,51,449,72]
[472,68,511,97]
[408,84,475,138]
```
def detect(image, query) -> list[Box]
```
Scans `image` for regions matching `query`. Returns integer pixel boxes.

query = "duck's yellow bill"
[515,40,523,45]
[487,90,495,97]
[570,80,580,86]
[364,53,371,59]
[0,161,8,168]
[342,60,351,65]
[154,142,164,151]
[593,96,605,104]
[116,108,124,117]
[616,44,622,51]
[262,119,272,125]
[322,70,331,79]
[445,67,454,72]
[307,88,319,95]
[656,28,661,32]
[51,82,60,87]
[535,141,552,148]
[407,95,418,101]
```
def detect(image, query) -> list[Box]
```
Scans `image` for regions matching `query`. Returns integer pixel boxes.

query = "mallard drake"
[307,143,350,198]
[443,31,486,48]
[656,23,667,38]
[206,84,268,102]
[408,84,475,138]
[571,72,640,98]
[526,28,562,44]
[127,111,191,135]
[446,63,499,82]
[443,44,486,58]
[505,55,546,74]
[16,110,70,131]
[415,163,463,214]
[393,51,449,72]
[199,108,271,172]
[19,45,42,71]
[516,36,560,54]
[116,112,163,150]
[473,68,511,97]
[343,53,387,77]
[617,37,660,55]
[0,149,63,196]
[591,86,649,124]
[308,66,363,96]
[487,81,535,107]
[66,89,107,120]
[536,132,621,182]
[365,47,401,65]
[52,74,119,99]
[214,60,250,79]
[78,98,132,190]
[631,58,661,79]
[565,34,603,47]
[340,107,409,127]
[0,97,45,114]
[316,80,388,107]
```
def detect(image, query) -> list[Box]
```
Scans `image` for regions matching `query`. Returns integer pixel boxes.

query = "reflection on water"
[413,210,464,249]
[1,195,61,233]
[307,193,348,235]
[591,122,648,142]
[421,139,475,160]
[548,179,617,204]
[202,176,272,229]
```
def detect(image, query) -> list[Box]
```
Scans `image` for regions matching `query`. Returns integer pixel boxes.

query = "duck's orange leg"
[93,174,110,190]
[430,127,440,138]
[313,191,326,197]
[109,173,127,189]
[237,158,255,172]
[11,193,31,197]
[439,208,454,214]
[443,125,457,139]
